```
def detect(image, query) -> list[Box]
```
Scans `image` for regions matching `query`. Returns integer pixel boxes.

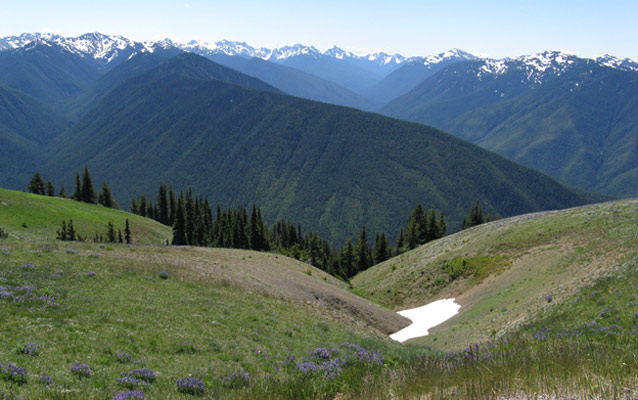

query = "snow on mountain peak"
[595,54,638,72]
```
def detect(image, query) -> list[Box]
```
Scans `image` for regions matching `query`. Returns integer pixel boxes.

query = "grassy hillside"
[352,199,638,351]
[0,187,171,245]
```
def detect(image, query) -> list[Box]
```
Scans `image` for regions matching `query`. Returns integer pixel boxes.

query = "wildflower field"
[1,188,637,398]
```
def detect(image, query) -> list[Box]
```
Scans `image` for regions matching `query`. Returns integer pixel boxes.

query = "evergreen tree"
[462,200,484,230]
[56,220,68,241]
[355,226,371,274]
[67,219,76,241]
[172,195,187,245]
[46,181,55,197]
[396,228,405,254]
[27,173,45,195]
[168,187,176,226]
[158,183,169,225]
[118,229,123,244]
[340,239,355,278]
[71,173,81,200]
[97,183,118,209]
[124,219,132,244]
[130,199,138,215]
[107,222,116,243]
[58,185,66,198]
[139,195,147,217]
[373,232,390,264]
[80,166,96,204]
[426,208,437,242]
[437,211,447,238]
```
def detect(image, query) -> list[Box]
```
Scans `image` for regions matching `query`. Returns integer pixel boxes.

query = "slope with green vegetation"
[0,189,415,399]
[0,187,170,245]
[44,53,603,245]
[353,199,638,351]
[383,59,638,197]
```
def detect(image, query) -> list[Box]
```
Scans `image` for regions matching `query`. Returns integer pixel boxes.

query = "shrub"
[158,271,169,280]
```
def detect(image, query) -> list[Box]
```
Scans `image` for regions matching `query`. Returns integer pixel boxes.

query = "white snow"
[390,298,461,343]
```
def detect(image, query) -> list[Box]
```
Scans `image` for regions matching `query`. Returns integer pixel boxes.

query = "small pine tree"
[97,183,118,209]
[80,165,96,204]
[66,219,76,241]
[118,229,123,244]
[172,196,187,245]
[107,222,116,243]
[58,185,66,198]
[71,173,81,200]
[124,218,132,244]
[56,220,68,241]
[27,173,45,195]
[46,181,55,197]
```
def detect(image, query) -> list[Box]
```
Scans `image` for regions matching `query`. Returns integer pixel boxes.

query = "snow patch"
[390,298,461,342]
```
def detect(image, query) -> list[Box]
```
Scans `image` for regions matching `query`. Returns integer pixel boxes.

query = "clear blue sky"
[2,0,637,59]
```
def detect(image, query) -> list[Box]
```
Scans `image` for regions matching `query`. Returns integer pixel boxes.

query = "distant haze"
[1,0,637,60]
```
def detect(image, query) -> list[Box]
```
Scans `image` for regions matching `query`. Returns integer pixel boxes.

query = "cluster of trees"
[27,167,118,209]
[461,200,499,230]
[131,184,452,279]
[56,218,132,244]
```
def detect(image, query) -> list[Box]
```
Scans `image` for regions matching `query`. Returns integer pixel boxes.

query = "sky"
[1,0,637,60]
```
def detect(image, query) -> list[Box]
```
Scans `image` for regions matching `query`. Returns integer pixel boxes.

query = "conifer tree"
[168,187,176,226]
[139,195,147,217]
[107,222,116,243]
[58,185,66,198]
[80,166,96,203]
[67,219,76,241]
[130,199,138,215]
[46,181,55,196]
[27,173,45,195]
[172,196,187,245]
[97,183,118,209]
[118,229,123,244]
[462,200,484,230]
[355,226,371,274]
[158,183,169,225]
[56,220,68,241]
[71,173,81,200]
[340,239,355,278]
[437,211,447,238]
[124,219,132,244]
[373,232,390,264]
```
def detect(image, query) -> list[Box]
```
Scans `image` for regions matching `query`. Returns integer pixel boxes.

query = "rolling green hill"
[0,187,171,245]
[352,198,638,351]
[0,187,413,399]
[44,53,603,245]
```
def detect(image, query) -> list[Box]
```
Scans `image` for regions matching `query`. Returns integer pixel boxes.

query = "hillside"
[43,53,603,245]
[352,198,638,350]
[0,85,70,188]
[0,189,413,399]
[0,187,171,245]
[382,54,638,197]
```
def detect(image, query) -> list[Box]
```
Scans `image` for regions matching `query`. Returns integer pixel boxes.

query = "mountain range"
[0,34,605,243]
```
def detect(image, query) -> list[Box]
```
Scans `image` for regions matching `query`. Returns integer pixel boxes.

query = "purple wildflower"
[112,391,145,400]
[21,263,34,270]
[70,362,91,379]
[19,342,39,356]
[117,353,133,363]
[544,294,553,303]
[313,347,331,360]
[0,362,27,385]
[176,376,205,395]
[39,375,53,386]
[297,362,318,374]
[87,271,96,276]
[66,248,77,254]
[320,359,343,379]
[222,372,250,388]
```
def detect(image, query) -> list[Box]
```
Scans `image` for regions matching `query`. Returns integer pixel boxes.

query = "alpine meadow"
[1,6,637,398]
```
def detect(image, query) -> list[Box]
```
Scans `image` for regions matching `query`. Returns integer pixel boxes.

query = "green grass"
[0,187,171,245]
[353,199,638,350]
[0,239,415,399]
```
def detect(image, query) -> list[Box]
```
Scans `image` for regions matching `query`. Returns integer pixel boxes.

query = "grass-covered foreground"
[1,189,637,398]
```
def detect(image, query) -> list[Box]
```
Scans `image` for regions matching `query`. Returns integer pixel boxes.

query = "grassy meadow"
[1,187,638,398]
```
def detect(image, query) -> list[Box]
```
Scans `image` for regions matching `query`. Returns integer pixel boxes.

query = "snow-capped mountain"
[595,54,638,72]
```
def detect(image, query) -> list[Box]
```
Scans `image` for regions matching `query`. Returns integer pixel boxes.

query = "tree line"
[27,166,118,209]
[130,184,451,279]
